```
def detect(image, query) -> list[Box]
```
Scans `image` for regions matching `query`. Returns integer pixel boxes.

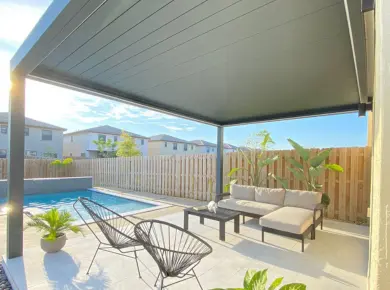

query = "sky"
[0,0,368,150]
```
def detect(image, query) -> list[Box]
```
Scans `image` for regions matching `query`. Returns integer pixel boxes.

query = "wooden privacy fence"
[0,147,371,223]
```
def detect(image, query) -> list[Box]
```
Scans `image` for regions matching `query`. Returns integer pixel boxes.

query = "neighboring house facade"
[148,134,197,156]
[63,125,148,158]
[0,112,65,159]
[191,140,238,154]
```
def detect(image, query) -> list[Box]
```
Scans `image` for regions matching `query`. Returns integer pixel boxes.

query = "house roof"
[192,140,238,149]
[11,0,369,126]
[149,134,189,143]
[65,125,147,139]
[0,112,66,131]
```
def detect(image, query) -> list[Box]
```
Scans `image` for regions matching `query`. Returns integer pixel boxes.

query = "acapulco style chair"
[134,219,212,289]
[73,197,143,277]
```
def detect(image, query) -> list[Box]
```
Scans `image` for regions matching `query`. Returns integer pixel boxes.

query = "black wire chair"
[73,197,144,277]
[134,220,212,289]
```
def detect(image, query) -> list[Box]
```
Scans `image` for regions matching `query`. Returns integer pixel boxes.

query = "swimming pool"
[0,189,158,223]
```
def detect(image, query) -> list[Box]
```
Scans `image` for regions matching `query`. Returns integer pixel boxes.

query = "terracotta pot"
[40,233,67,253]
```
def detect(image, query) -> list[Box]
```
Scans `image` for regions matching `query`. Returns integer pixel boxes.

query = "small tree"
[116,132,142,157]
[286,139,344,206]
[225,130,285,191]
[93,138,117,158]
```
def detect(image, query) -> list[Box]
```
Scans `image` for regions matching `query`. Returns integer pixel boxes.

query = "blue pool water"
[0,190,156,222]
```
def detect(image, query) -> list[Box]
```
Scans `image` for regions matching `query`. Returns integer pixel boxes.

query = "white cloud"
[160,124,197,132]
[141,110,178,120]
[0,2,47,46]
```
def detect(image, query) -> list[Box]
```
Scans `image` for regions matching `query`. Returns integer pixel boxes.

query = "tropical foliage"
[26,208,81,241]
[212,269,306,290]
[116,132,142,157]
[224,131,286,191]
[286,139,344,205]
[93,137,117,158]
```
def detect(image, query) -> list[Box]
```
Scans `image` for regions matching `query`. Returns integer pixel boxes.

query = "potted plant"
[26,208,82,253]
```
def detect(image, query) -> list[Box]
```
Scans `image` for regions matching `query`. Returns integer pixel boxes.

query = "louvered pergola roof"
[11,0,369,126]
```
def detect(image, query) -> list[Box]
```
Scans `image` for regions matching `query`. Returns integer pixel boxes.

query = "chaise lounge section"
[218,184,324,252]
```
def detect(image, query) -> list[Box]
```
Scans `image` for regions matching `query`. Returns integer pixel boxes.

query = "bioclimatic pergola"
[8,0,371,259]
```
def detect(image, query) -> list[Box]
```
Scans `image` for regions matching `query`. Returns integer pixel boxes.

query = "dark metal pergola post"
[215,126,224,201]
[7,73,25,259]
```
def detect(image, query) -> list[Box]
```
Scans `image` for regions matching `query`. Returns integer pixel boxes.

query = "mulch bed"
[0,263,12,290]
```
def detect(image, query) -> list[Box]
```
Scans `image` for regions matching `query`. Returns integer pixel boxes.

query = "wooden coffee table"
[183,207,240,241]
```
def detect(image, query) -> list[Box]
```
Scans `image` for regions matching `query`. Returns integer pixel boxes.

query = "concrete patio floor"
[1,190,369,289]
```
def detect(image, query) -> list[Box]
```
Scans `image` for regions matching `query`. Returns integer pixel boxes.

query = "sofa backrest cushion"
[230,184,255,201]
[254,187,286,206]
[284,189,322,210]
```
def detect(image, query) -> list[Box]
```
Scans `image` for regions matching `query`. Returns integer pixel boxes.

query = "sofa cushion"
[218,198,281,216]
[259,207,321,234]
[283,189,322,210]
[255,187,286,206]
[230,184,255,201]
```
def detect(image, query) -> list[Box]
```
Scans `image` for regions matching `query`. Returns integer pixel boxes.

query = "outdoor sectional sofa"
[218,184,324,252]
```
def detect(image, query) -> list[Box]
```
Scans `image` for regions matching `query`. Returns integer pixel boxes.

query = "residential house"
[0,112,65,158]
[63,125,148,158]
[148,134,197,155]
[191,140,238,154]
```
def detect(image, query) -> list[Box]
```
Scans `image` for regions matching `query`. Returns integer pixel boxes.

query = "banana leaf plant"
[224,131,287,192]
[211,268,306,290]
[287,139,344,206]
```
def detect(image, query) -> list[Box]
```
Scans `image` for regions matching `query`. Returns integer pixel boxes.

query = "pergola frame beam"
[7,73,26,259]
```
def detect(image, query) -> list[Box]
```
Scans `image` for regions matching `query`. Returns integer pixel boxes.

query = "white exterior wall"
[368,1,390,289]
[0,126,63,158]
[64,132,148,157]
[148,141,197,156]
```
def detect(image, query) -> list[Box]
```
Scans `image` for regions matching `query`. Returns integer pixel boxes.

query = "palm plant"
[212,268,306,290]
[225,131,285,191]
[26,208,81,241]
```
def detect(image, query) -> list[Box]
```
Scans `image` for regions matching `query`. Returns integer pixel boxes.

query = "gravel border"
[0,263,12,290]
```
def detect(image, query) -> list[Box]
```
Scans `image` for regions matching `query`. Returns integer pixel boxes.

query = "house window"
[211,148,214,152]
[206,147,210,153]
[24,127,29,136]
[114,136,118,142]
[70,136,74,142]
[43,152,57,158]
[98,134,106,142]
[69,153,73,157]
[184,143,188,151]
[42,130,52,141]
[141,139,144,145]
[191,145,194,150]
[165,142,168,147]
[0,149,7,158]
[173,143,178,150]
[25,150,37,157]
[81,153,86,157]
[1,125,7,134]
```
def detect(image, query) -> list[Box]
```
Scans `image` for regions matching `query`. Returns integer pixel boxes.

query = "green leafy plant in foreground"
[287,139,344,206]
[26,208,81,241]
[212,269,306,290]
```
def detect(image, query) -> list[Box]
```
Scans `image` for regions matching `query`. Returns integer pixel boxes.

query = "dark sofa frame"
[216,192,324,252]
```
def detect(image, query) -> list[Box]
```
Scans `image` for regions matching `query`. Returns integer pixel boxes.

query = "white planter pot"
[40,233,67,253]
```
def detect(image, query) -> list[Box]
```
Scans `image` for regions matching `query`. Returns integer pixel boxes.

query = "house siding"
[0,126,63,158]
[64,132,148,157]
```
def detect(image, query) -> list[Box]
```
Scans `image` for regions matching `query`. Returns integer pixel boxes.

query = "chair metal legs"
[87,243,142,279]
[153,270,203,289]
[134,251,141,278]
[87,243,101,275]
